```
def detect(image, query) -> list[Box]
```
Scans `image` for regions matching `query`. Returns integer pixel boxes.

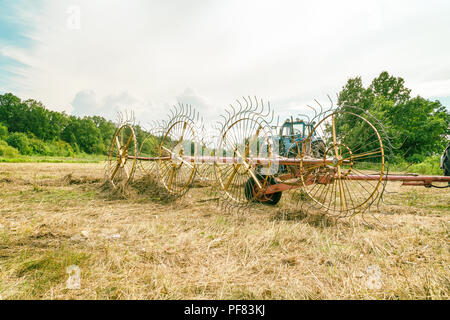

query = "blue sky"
[0,1,33,89]
[0,0,449,124]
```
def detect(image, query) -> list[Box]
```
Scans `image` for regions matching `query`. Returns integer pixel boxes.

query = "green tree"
[62,116,104,154]
[338,71,450,161]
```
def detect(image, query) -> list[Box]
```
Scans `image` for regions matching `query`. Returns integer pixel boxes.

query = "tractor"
[243,117,326,205]
[276,117,325,163]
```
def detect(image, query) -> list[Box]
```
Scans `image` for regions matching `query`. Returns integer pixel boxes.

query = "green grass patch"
[0,154,106,163]
[12,248,90,298]
[34,189,96,203]
[353,155,444,176]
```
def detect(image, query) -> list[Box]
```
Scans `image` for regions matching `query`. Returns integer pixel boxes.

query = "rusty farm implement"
[105,97,450,217]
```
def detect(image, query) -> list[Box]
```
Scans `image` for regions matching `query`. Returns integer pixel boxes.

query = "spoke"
[167,167,176,190]
[224,134,261,188]
[115,136,121,154]
[332,114,339,157]
[343,149,381,161]
[124,165,131,179]
[247,125,261,157]
[179,122,187,144]
[224,164,241,191]
[247,166,262,190]
[110,163,120,180]
[338,178,347,212]
[124,133,134,150]
[162,146,194,169]
[331,114,347,212]
[224,135,242,159]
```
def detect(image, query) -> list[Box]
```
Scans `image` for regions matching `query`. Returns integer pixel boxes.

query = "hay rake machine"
[106,97,450,217]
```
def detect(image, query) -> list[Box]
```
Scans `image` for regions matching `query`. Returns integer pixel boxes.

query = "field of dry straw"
[0,162,448,299]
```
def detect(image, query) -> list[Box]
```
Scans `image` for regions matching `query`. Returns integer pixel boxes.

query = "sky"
[0,0,450,128]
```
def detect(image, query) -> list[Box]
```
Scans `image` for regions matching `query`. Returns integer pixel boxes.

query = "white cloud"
[1,0,450,123]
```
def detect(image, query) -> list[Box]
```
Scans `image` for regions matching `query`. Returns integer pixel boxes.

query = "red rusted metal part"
[346,175,450,183]
[263,174,450,195]
[401,182,431,187]
[264,183,298,194]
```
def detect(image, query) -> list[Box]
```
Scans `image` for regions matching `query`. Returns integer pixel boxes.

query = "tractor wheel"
[244,174,282,205]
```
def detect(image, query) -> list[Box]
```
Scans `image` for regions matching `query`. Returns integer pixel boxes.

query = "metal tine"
[317,98,331,114]
[236,99,243,114]
[327,94,334,110]
[244,95,251,111]
[257,96,271,119]
[308,105,323,125]
[314,99,323,116]
[298,113,311,123]
[230,104,236,121]
[249,95,257,113]
[268,101,274,124]
[306,104,318,119]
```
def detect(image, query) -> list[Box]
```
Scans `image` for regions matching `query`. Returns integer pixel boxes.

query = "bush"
[406,155,443,175]
[0,123,8,140]
[29,137,51,155]
[0,140,20,157]
[6,132,32,155]
[47,140,75,157]
[407,153,426,163]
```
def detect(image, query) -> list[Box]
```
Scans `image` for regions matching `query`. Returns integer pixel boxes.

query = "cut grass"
[0,162,448,300]
[9,248,90,299]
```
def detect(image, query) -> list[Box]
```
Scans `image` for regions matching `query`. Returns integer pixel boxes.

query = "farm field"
[0,162,448,300]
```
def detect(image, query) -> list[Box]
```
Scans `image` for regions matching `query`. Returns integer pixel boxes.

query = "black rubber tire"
[244,174,282,205]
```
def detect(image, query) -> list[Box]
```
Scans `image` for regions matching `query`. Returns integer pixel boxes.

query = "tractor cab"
[279,118,313,141]
[277,118,315,157]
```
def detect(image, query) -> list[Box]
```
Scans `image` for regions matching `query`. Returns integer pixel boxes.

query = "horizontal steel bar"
[128,156,171,161]
[128,155,347,166]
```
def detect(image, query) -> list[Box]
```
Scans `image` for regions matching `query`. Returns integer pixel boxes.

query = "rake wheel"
[157,111,198,197]
[139,124,163,175]
[300,110,385,216]
[107,124,138,189]
[215,115,273,206]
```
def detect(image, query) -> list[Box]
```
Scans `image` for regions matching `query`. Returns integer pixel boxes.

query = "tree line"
[0,93,149,157]
[0,71,448,162]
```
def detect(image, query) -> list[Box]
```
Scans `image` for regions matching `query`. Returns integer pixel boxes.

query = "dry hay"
[129,174,177,203]
[0,162,449,300]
